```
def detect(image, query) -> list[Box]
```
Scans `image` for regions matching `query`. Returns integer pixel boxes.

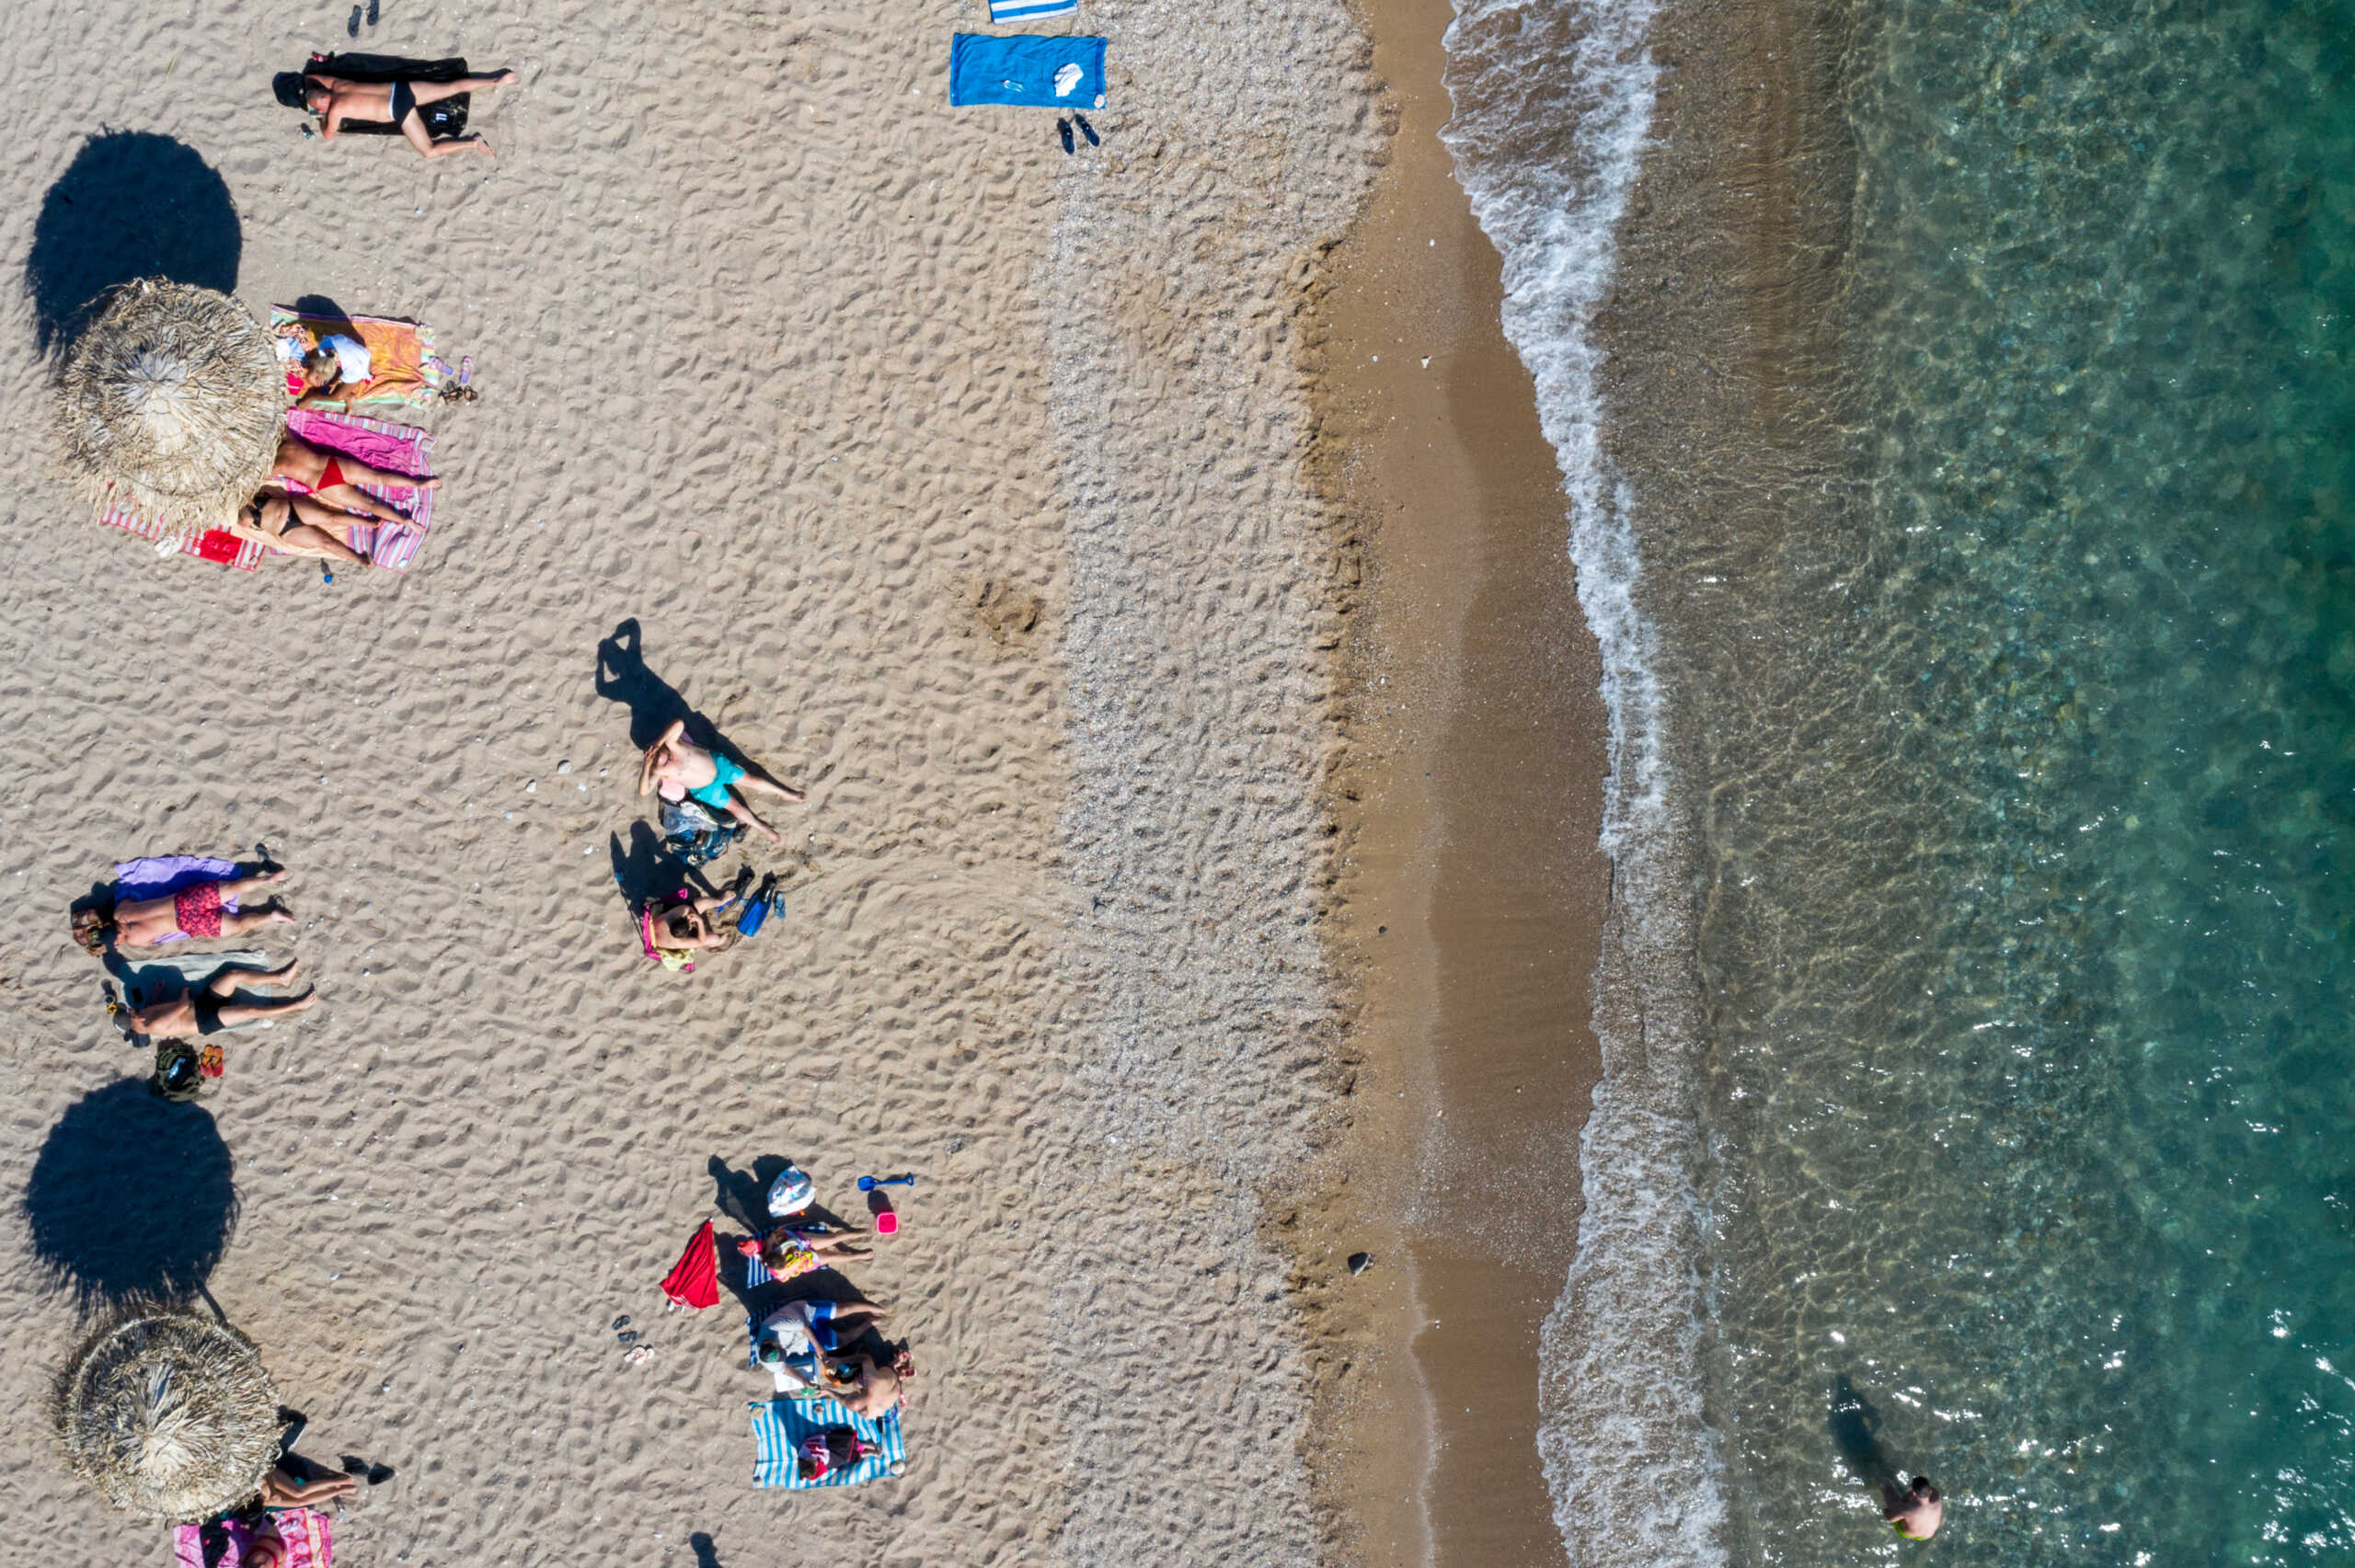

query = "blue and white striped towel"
[749,1395,906,1488]
[989,0,1078,20]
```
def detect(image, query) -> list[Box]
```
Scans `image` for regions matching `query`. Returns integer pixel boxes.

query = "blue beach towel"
[749,1395,905,1489]
[949,33,1107,109]
[989,0,1078,21]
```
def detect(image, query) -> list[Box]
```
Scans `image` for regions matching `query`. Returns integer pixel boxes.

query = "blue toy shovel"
[856,1173,916,1192]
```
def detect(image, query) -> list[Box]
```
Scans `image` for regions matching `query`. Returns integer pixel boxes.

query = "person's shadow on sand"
[595,619,702,752]
[27,132,242,355]
[290,292,362,345]
[1830,1373,1904,1494]
[594,619,796,792]
[688,1532,724,1568]
[609,819,715,912]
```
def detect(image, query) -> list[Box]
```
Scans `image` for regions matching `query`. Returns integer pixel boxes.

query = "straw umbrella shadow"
[26,132,240,357]
[21,1078,239,1310]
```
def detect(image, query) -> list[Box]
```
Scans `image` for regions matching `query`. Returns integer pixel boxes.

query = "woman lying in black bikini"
[302,69,518,160]
[229,491,412,569]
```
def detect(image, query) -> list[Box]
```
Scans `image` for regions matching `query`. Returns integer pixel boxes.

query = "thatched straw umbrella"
[54,279,284,528]
[54,1312,281,1522]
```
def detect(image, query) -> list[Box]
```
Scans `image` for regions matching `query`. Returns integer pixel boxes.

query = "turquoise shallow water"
[1678,0,2355,1561]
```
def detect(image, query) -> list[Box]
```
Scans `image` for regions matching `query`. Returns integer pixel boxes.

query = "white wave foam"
[1439,0,1729,1562]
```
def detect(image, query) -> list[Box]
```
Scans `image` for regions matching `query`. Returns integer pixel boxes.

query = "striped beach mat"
[282,410,439,574]
[988,0,1078,20]
[98,498,266,570]
[98,412,439,574]
[748,1394,905,1489]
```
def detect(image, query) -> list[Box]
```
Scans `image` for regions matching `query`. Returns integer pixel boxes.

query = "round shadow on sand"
[25,131,242,355]
[22,1077,239,1309]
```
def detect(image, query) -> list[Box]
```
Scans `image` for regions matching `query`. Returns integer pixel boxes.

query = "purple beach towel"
[113,856,241,941]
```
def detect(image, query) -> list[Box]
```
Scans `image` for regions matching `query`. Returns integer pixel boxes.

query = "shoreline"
[1292,0,1612,1558]
[1560,0,1863,1554]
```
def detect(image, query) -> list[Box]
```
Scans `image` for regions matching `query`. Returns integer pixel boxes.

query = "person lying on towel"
[296,67,519,160]
[121,958,316,1039]
[638,718,804,846]
[741,1222,872,1280]
[72,871,293,953]
[230,490,411,570]
[270,430,436,522]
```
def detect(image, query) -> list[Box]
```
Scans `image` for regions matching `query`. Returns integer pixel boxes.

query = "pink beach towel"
[174,1508,332,1568]
[281,411,440,574]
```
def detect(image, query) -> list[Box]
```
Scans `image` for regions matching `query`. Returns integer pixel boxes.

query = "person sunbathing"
[299,68,519,160]
[73,872,293,954]
[740,1222,871,1280]
[230,1467,358,1568]
[270,433,435,522]
[122,959,316,1038]
[258,1464,359,1510]
[638,718,803,845]
[231,491,410,568]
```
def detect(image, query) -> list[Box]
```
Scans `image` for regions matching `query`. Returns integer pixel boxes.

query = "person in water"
[298,68,519,160]
[270,430,436,521]
[638,717,803,845]
[73,871,294,954]
[1883,1474,1943,1539]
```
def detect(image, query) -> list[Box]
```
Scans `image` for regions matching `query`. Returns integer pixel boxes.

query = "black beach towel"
[272,53,493,138]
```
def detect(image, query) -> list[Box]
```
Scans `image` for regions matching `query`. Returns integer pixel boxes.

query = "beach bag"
[659,796,743,867]
[766,1164,814,1219]
[151,1040,206,1102]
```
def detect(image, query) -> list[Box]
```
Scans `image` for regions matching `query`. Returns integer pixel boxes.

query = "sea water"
[1444,0,2355,1561]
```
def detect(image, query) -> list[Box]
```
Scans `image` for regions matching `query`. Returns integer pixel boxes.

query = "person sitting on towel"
[638,717,803,846]
[821,1341,913,1419]
[270,431,435,522]
[298,68,519,161]
[293,333,373,408]
[73,871,293,954]
[121,958,316,1039]
[753,1298,889,1393]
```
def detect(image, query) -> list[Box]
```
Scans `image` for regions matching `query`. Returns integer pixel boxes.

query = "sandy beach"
[0,0,1400,1560]
[1288,0,1612,1554]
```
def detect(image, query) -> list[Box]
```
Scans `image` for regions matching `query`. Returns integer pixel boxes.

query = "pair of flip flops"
[615,1314,654,1365]
[1056,112,1100,155]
